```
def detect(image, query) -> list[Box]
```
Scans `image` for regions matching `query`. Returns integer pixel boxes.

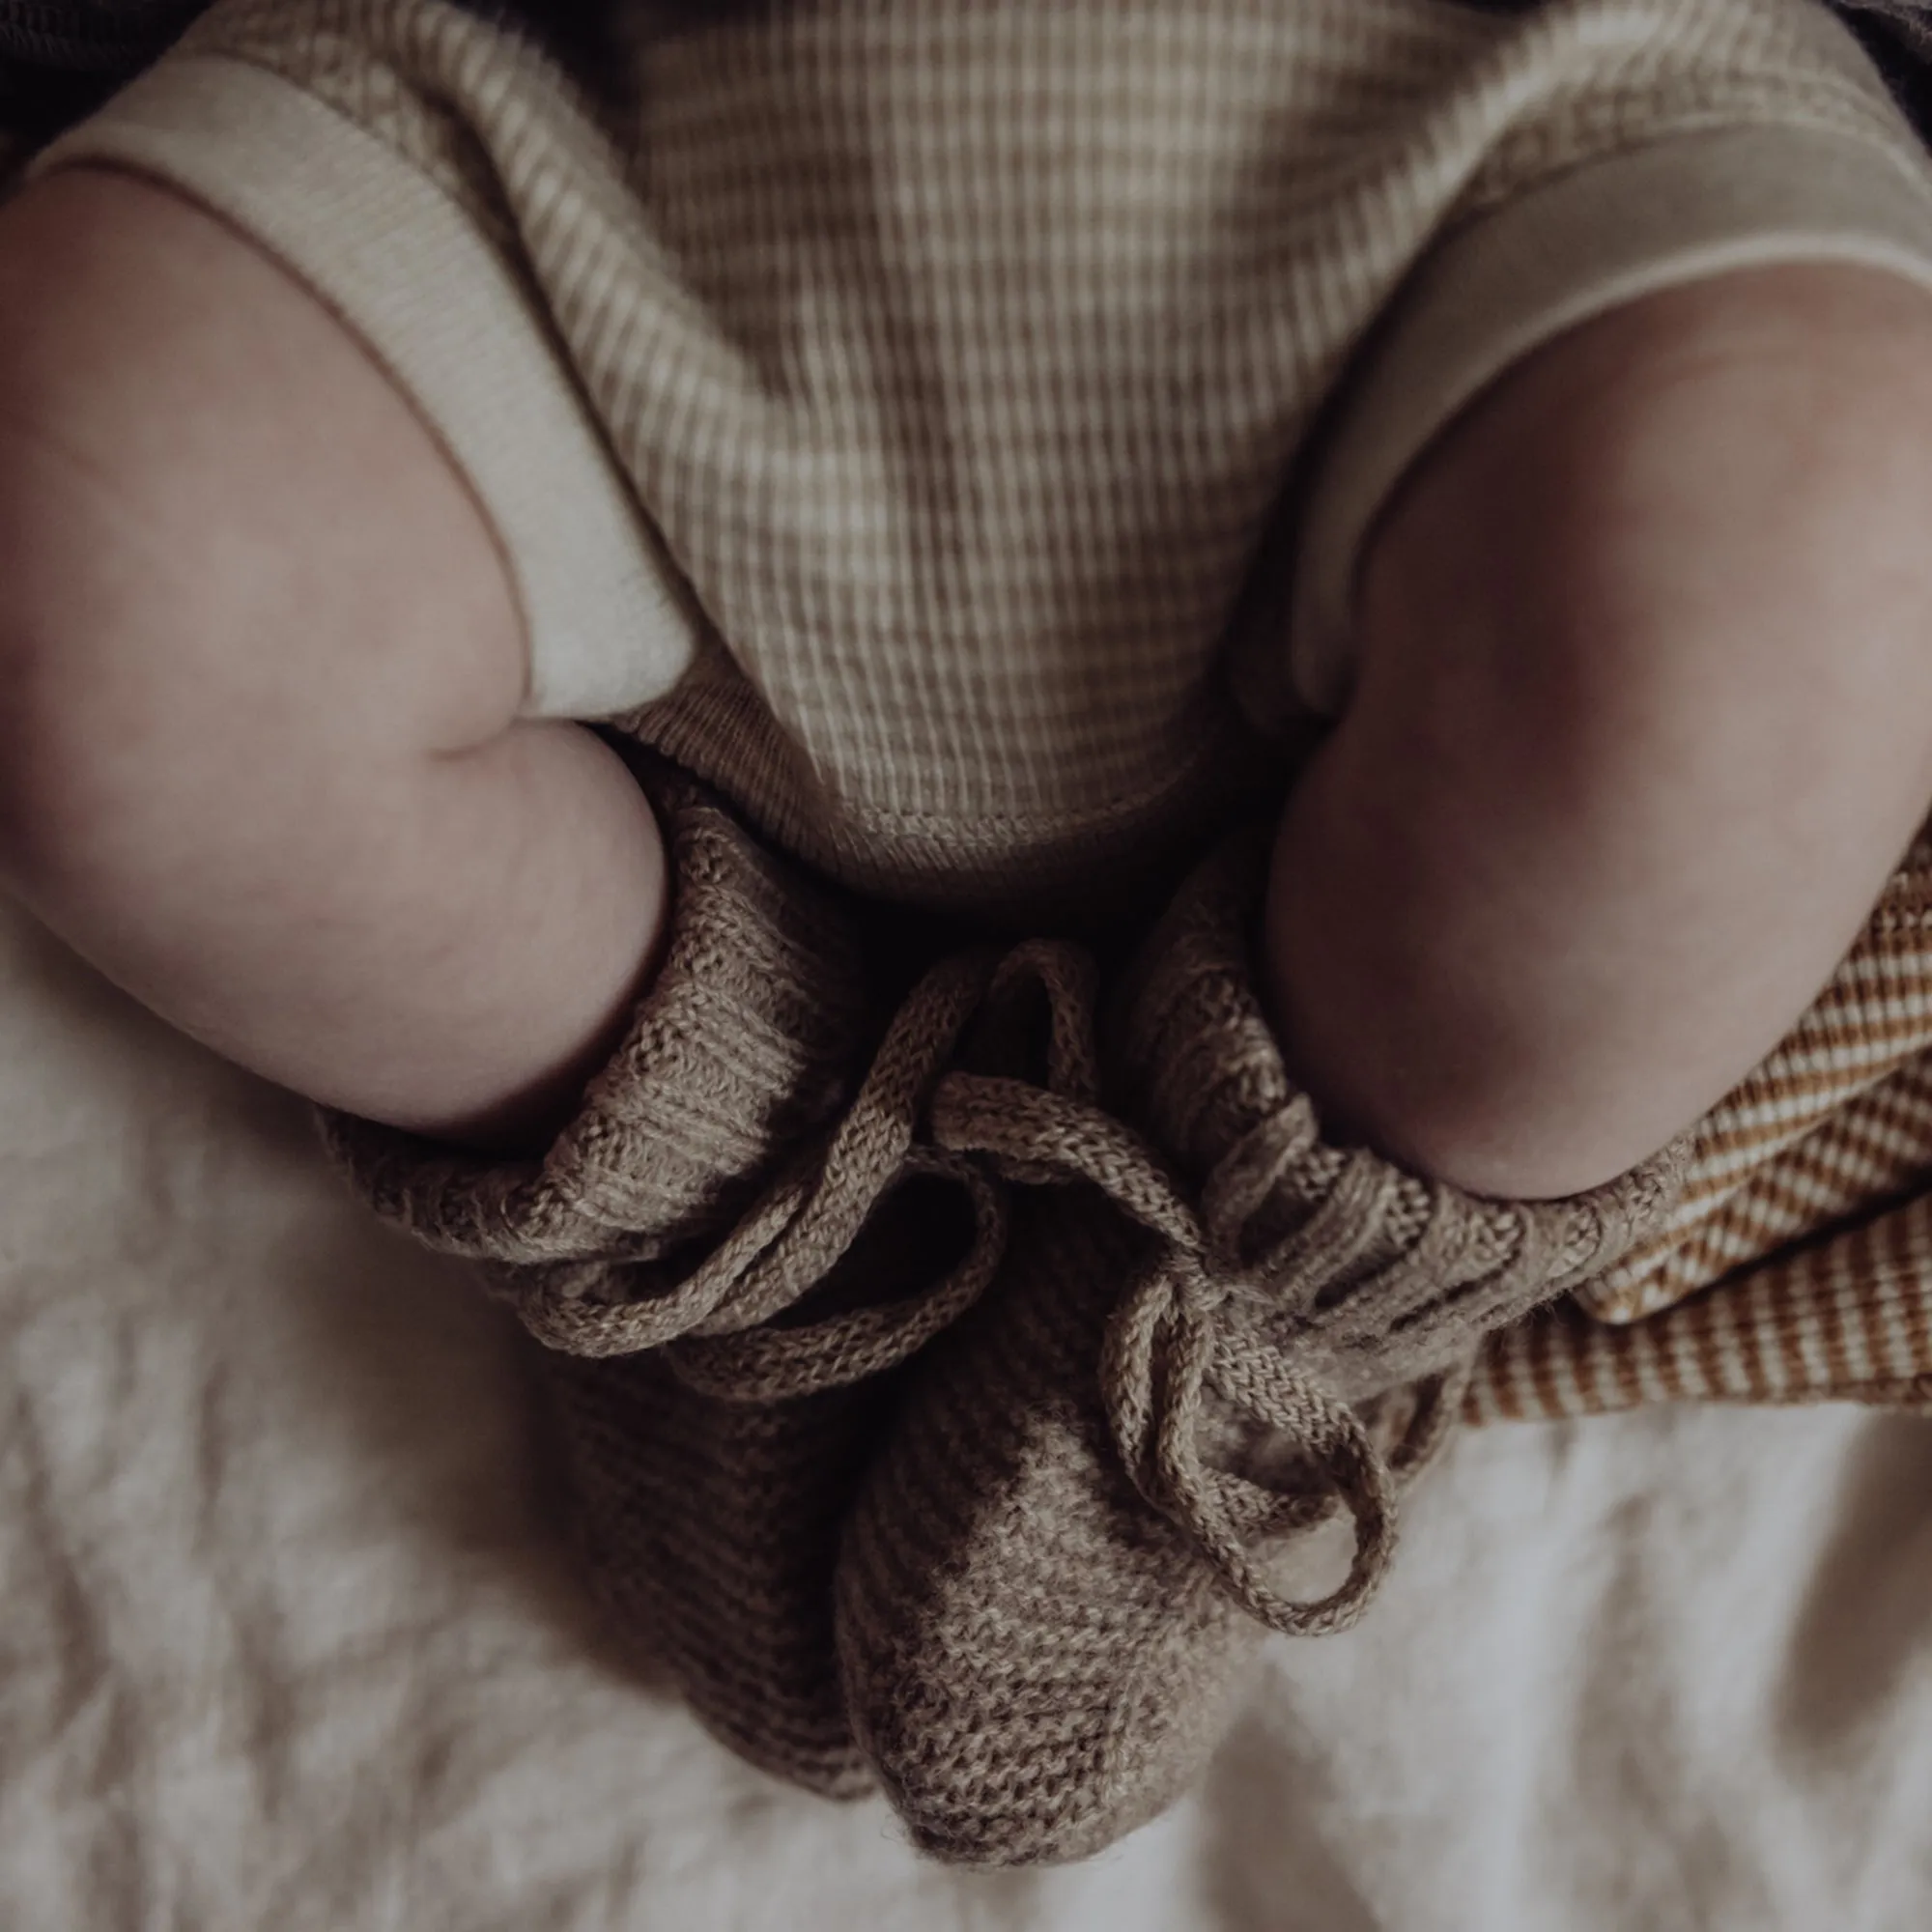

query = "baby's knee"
[1269,262,1932,1199]
[1357,261,1932,759]
[0,167,527,885]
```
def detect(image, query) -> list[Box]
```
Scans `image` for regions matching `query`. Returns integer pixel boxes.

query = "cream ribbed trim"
[1248,123,1932,726]
[33,54,700,722]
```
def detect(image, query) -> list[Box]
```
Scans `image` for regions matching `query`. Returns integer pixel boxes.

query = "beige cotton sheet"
[3,885,1931,1931]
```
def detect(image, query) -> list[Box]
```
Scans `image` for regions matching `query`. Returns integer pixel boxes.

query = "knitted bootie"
[836,824,1687,1864]
[325,763,1008,1798]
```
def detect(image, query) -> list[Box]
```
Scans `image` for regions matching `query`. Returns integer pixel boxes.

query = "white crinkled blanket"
[3,891,1930,1932]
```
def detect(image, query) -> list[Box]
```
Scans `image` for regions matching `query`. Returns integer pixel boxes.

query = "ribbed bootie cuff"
[321,760,873,1305]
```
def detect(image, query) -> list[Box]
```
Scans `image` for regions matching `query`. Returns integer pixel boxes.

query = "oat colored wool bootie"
[326,764,1008,1798]
[836,825,1687,1865]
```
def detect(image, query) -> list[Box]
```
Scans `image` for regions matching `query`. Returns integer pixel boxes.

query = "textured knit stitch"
[325,761,873,1288]
[48,0,1932,1403]
[1470,1184,1932,1418]
[326,767,1018,1796]
[50,0,1932,917]
[836,827,1685,1865]
[1584,824,1932,1320]
[61,0,1932,1399]
[1435,822,1932,1411]
[26,0,1932,1843]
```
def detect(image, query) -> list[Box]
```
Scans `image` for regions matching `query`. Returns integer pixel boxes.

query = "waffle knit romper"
[26,0,1932,1430]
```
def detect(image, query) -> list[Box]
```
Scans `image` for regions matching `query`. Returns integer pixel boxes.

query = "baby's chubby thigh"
[1265,260,1932,1201]
[0,168,664,1144]
[0,163,541,755]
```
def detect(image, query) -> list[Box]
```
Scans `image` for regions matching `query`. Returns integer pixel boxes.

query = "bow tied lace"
[487,911,1676,1636]
[513,941,1107,1406]
[927,1066,1446,1635]
[510,945,1008,1373]
[928,995,1684,1635]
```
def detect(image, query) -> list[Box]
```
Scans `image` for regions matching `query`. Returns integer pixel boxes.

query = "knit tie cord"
[508,944,1012,1386]
[485,925,1672,1638]
[930,1062,1680,1635]
[929,1070,1424,1636]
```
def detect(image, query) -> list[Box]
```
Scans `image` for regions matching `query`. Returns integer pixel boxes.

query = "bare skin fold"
[5,168,1932,1192]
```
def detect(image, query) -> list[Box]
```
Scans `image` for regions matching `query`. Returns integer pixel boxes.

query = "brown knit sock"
[323,763,1007,1797]
[837,824,1686,1863]
[323,762,874,1297]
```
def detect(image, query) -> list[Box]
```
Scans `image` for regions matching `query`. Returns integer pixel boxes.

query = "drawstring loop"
[930,1070,1412,1636]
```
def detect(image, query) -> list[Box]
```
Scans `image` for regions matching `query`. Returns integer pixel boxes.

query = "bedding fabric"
[5,900,1932,1928]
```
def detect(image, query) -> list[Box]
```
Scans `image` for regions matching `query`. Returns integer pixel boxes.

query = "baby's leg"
[1266,262,1932,1200]
[0,169,667,1151]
